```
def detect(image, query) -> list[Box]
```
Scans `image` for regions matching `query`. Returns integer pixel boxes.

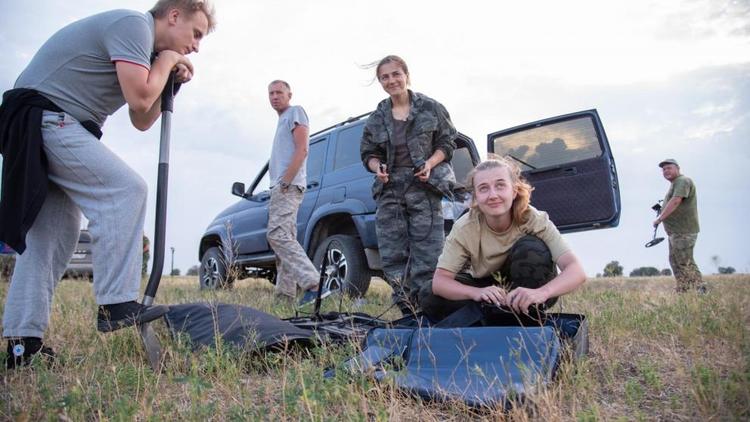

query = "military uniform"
[662,174,704,292]
[360,91,457,312]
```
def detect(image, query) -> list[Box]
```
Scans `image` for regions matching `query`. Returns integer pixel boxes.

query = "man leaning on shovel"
[0,0,216,369]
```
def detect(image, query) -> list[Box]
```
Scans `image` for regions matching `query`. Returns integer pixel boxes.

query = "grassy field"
[1,274,748,421]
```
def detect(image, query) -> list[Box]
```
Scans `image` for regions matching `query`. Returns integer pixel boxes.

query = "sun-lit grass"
[1,274,748,420]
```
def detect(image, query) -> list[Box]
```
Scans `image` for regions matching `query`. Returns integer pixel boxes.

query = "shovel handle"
[143,72,178,304]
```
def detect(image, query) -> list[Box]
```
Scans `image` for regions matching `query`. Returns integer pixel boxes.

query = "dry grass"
[1,274,748,420]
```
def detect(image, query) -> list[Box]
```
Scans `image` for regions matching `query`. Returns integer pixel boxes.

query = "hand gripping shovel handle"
[140,72,178,371]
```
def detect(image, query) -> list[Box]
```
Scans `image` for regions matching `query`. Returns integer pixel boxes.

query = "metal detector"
[645,200,665,248]
[138,73,178,371]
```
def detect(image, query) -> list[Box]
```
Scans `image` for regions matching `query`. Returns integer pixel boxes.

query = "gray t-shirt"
[14,10,154,127]
[269,105,310,188]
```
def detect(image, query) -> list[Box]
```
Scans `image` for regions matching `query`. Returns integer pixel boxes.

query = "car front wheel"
[312,234,371,298]
[199,246,235,290]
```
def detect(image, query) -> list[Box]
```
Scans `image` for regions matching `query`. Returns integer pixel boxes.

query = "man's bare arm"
[654,196,683,227]
[280,124,310,186]
[116,51,193,131]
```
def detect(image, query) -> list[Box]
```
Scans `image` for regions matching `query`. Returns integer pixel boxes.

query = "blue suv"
[198,109,620,296]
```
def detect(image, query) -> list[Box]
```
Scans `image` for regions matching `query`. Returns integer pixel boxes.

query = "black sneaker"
[97,301,169,332]
[6,337,55,369]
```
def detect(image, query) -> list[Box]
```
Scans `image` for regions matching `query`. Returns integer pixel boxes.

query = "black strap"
[433,301,548,328]
[80,120,102,140]
[434,302,484,328]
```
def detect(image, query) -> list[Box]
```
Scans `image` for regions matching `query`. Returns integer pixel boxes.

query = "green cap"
[658,158,679,168]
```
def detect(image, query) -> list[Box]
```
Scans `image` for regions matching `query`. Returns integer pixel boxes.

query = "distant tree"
[711,255,721,271]
[718,266,736,274]
[603,261,623,277]
[186,265,199,276]
[661,268,672,276]
[596,273,602,278]
[629,266,660,277]
[170,268,181,276]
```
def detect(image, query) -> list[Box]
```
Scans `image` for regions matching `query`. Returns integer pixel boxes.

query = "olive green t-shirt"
[663,175,699,234]
[437,206,570,278]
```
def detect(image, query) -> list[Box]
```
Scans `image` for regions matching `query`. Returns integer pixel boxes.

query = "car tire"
[312,234,371,298]
[199,246,235,290]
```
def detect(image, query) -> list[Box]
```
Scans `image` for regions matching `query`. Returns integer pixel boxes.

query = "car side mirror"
[231,182,247,198]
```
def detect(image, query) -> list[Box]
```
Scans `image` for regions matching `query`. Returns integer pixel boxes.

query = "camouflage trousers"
[420,235,557,322]
[668,233,704,292]
[267,185,319,297]
[376,168,444,312]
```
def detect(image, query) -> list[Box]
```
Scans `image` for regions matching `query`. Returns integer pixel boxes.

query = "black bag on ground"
[164,303,314,352]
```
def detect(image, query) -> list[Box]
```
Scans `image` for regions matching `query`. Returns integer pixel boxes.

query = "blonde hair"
[466,156,534,225]
[150,0,217,33]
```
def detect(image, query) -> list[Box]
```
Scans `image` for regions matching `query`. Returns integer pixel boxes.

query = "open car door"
[488,109,620,233]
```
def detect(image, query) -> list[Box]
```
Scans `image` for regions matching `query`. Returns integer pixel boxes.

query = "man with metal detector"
[0,0,216,369]
[653,159,705,293]
[266,80,331,306]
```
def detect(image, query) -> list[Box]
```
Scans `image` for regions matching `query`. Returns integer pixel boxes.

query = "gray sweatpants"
[3,111,147,338]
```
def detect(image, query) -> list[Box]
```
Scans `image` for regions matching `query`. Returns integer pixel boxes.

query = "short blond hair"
[466,155,534,226]
[150,0,217,33]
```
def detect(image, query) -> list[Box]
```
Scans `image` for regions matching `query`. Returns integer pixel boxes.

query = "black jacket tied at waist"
[0,88,102,254]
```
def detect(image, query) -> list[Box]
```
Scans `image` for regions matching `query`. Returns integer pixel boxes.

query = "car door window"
[451,146,474,190]
[488,110,620,233]
[492,116,602,170]
[332,125,364,170]
[307,139,326,183]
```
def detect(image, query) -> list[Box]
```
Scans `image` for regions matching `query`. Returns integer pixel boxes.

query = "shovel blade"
[139,323,162,371]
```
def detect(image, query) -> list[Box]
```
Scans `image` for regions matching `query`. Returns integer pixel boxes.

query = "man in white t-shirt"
[266,80,329,306]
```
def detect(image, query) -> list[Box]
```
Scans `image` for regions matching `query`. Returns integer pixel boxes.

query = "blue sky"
[2,0,748,277]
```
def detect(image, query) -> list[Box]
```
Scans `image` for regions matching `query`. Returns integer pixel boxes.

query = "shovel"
[138,72,179,371]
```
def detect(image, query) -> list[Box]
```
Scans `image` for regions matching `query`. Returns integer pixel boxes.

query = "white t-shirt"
[269,105,309,188]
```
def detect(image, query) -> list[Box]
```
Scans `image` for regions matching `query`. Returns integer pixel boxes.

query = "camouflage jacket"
[360,91,458,198]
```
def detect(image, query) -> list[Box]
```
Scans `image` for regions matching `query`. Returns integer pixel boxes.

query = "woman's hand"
[414,161,432,182]
[505,287,549,314]
[377,164,389,183]
[369,158,389,183]
[471,285,507,306]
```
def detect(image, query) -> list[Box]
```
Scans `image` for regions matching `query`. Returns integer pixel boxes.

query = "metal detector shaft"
[140,72,177,371]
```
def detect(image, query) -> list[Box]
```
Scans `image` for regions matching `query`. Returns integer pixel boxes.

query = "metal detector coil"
[645,227,665,248]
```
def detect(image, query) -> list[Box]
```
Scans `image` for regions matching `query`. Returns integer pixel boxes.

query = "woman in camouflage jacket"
[360,55,458,315]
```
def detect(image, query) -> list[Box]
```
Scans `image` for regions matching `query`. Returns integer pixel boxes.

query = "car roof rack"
[310,111,372,138]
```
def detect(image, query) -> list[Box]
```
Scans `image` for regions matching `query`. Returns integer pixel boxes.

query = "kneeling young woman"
[420,157,586,322]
